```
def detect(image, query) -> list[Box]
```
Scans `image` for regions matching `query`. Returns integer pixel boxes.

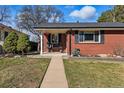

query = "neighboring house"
[34,22,124,56]
[0,23,20,54]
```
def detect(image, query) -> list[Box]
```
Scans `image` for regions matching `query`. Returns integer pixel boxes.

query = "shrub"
[113,44,124,56]
[3,31,18,54]
[72,48,80,57]
[17,34,30,55]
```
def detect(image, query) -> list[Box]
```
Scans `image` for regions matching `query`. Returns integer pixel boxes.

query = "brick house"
[34,22,124,56]
[0,23,20,54]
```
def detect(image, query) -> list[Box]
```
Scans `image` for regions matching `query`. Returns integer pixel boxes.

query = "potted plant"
[72,48,80,57]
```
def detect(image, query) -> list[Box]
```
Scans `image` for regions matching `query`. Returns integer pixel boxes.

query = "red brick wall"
[61,34,66,52]
[69,30,124,56]
[66,31,70,55]
[43,33,48,52]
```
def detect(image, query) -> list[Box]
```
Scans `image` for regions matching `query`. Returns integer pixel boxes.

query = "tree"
[113,5,124,22]
[97,5,124,22]
[17,34,30,55]
[97,10,113,22]
[15,5,64,52]
[42,5,64,22]
[0,6,11,24]
[3,32,18,54]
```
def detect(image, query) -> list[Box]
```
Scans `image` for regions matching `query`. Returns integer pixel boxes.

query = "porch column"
[40,32,43,55]
[69,31,71,55]
[67,31,71,56]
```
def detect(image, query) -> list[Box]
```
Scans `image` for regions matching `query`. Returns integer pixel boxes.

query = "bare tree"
[42,5,64,22]
[0,6,11,24]
[16,5,64,52]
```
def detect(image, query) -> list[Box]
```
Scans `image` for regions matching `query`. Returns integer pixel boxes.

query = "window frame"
[78,31,101,43]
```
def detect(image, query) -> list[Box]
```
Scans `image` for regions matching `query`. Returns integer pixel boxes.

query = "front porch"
[39,29,71,55]
[43,33,67,53]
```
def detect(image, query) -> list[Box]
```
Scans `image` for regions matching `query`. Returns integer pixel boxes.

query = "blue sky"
[8,5,112,23]
[4,5,112,42]
[56,5,112,22]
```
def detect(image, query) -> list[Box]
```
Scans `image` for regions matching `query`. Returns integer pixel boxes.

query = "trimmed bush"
[17,34,30,55]
[3,31,18,54]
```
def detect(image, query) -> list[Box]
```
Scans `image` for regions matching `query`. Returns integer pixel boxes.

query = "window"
[79,32,84,42]
[84,32,94,41]
[51,34,59,44]
[50,34,60,47]
[4,32,8,39]
[78,31,100,43]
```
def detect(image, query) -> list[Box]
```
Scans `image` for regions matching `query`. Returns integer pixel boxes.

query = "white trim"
[72,28,124,30]
[35,28,70,31]
[35,29,69,34]
[35,28,124,32]
[78,41,100,44]
[78,31,101,43]
[99,30,101,43]
[40,32,43,55]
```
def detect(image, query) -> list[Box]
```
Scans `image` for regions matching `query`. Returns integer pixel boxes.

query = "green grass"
[64,58,124,88]
[0,57,50,88]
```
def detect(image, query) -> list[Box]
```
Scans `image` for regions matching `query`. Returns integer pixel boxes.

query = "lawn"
[0,57,50,88]
[64,58,124,88]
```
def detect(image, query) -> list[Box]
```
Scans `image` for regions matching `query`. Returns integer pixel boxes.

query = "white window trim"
[98,31,101,43]
[78,31,101,43]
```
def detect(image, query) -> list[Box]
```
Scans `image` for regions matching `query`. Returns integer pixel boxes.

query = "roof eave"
[34,27,124,31]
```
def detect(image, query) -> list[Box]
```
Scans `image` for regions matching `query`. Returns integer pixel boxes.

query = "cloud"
[69,6,97,19]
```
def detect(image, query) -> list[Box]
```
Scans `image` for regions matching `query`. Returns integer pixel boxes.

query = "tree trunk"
[22,50,24,55]
[113,13,116,22]
[112,7,116,22]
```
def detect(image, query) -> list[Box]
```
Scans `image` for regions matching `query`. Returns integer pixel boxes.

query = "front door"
[51,34,59,47]
[48,33,62,52]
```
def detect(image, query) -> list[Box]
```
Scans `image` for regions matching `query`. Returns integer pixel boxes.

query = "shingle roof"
[0,23,26,35]
[0,23,17,32]
[34,22,124,29]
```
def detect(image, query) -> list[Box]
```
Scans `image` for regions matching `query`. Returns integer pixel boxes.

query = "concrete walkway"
[40,55,68,88]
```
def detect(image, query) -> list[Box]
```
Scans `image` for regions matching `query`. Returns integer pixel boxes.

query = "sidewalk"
[40,55,68,88]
